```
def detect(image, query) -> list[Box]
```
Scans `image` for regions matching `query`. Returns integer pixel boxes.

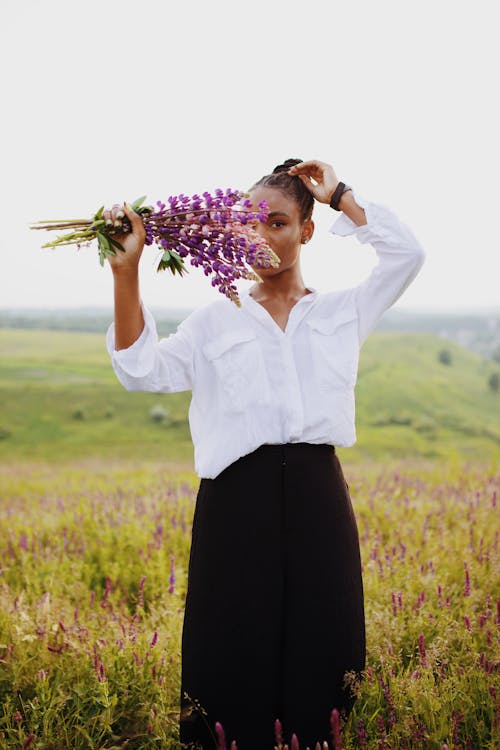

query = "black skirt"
[179,443,365,750]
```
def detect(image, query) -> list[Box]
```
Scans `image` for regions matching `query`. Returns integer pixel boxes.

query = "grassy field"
[0,328,499,748]
[0,459,498,749]
[0,328,499,465]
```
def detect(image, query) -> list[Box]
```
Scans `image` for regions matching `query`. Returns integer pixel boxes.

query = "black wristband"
[329,182,351,211]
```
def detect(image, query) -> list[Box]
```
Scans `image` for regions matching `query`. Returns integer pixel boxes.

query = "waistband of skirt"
[256,442,335,454]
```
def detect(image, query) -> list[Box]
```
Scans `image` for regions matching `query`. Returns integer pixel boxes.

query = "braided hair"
[251,158,314,223]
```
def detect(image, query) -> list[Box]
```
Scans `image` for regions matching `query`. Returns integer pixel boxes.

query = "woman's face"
[249,186,313,277]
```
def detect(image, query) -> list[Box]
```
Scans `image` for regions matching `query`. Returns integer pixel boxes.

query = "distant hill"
[1,306,499,361]
[356,331,500,461]
[0,327,498,465]
[375,309,500,361]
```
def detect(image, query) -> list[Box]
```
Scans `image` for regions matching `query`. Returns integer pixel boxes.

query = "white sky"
[1,0,498,313]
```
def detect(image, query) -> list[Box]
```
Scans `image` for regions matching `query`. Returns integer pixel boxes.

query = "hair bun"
[272,158,303,175]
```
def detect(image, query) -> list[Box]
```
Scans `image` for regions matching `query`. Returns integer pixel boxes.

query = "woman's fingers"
[289,159,339,204]
[289,160,328,181]
[123,203,146,240]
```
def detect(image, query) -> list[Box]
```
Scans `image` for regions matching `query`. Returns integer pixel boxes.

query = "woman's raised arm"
[104,202,146,350]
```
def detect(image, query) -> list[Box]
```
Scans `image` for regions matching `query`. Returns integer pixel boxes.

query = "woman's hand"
[287,160,339,204]
[103,202,146,273]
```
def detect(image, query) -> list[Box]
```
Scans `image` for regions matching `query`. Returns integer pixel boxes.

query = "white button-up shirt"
[106,191,425,479]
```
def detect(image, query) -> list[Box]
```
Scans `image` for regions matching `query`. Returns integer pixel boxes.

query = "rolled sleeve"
[106,302,193,392]
[106,302,159,379]
[329,191,426,345]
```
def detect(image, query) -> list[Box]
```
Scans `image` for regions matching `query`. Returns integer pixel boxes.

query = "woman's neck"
[250,268,310,303]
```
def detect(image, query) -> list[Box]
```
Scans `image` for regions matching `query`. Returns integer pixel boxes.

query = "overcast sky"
[1,0,498,313]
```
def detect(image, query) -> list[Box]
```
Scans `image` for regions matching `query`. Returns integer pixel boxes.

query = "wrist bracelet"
[329,182,352,211]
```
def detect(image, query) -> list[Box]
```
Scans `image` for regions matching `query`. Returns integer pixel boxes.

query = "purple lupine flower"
[215,721,226,750]
[463,562,471,596]
[22,735,35,750]
[291,733,300,750]
[33,191,278,305]
[330,708,343,750]
[357,719,368,748]
[137,575,146,609]
[168,554,175,594]
[418,633,427,667]
[150,631,158,647]
[378,675,396,726]
[274,718,284,746]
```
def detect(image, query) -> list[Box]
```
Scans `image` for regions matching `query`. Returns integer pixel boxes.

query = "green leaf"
[94,205,104,220]
[97,232,114,255]
[131,195,147,210]
[107,235,126,253]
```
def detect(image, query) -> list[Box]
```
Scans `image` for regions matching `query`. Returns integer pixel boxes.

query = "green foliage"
[488,372,499,392]
[149,404,170,424]
[0,460,498,748]
[1,329,500,466]
[438,348,452,365]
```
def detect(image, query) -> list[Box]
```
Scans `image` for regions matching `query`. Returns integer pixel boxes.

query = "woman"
[105,158,425,750]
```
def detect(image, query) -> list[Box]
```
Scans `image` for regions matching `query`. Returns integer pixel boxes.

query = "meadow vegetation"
[0,328,499,748]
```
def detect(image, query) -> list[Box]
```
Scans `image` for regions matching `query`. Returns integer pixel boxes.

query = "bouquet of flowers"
[30,190,279,305]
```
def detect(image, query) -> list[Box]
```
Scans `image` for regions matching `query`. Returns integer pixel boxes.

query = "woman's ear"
[301,219,315,245]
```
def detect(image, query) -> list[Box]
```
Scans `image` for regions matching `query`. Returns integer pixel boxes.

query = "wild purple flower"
[376,716,387,750]
[378,675,396,726]
[356,719,368,748]
[274,718,284,746]
[464,615,471,631]
[330,708,343,750]
[168,554,175,594]
[291,734,300,750]
[137,575,146,609]
[215,720,226,750]
[47,644,64,654]
[418,633,427,667]
[463,562,471,596]
[150,631,158,647]
[452,709,465,745]
[22,735,34,750]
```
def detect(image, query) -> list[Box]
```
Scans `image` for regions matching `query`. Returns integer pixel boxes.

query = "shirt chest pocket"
[306,310,360,391]
[202,329,270,412]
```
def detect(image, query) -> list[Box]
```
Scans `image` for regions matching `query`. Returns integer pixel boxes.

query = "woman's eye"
[271,221,285,228]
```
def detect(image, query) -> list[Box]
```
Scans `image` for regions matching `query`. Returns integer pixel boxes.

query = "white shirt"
[106,191,425,479]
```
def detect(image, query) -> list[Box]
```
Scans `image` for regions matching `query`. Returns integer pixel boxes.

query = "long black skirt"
[179,443,365,750]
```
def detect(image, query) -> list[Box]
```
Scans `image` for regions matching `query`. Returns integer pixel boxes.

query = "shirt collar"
[240,286,318,305]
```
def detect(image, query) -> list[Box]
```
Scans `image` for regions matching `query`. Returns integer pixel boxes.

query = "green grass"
[0,328,499,464]
[0,459,498,749]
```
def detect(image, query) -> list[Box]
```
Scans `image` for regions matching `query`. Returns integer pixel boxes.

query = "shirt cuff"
[328,189,417,248]
[106,301,158,378]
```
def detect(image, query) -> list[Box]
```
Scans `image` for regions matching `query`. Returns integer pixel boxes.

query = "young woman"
[105,158,425,750]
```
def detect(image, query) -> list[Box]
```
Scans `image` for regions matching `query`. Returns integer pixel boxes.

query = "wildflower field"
[1,457,498,750]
